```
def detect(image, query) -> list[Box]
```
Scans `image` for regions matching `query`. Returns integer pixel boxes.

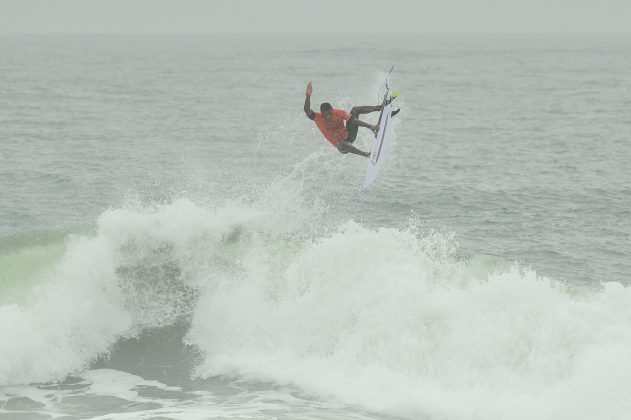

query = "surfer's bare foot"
[363,151,371,158]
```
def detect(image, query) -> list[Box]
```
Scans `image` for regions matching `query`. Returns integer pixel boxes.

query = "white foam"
[0,198,258,385]
[187,220,631,420]
[2,195,630,420]
[0,232,132,384]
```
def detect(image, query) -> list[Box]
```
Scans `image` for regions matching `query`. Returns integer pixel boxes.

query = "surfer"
[303,81,399,158]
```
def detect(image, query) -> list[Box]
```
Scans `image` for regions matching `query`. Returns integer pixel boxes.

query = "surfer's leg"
[350,105,381,117]
[350,103,400,118]
[337,141,370,158]
[351,92,399,117]
[352,105,400,119]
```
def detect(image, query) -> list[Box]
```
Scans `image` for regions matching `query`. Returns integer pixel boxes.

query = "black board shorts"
[345,118,359,143]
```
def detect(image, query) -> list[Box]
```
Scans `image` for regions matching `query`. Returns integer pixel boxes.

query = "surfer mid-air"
[303,81,399,157]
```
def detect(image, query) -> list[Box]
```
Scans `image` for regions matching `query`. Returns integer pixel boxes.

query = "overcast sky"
[1,0,630,34]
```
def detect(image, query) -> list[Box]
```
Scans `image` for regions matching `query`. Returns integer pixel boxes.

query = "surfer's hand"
[306,81,313,96]
[371,125,379,134]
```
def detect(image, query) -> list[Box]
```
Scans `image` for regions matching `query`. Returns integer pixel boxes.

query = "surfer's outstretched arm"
[304,82,316,120]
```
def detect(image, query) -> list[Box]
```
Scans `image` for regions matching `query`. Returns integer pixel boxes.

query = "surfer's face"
[322,110,332,120]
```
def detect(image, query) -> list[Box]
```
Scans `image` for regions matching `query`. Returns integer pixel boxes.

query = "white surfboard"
[363,88,394,189]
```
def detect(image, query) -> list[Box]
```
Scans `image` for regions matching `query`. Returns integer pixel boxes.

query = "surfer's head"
[320,103,333,120]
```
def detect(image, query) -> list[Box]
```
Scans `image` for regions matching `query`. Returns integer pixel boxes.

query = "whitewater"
[1,34,631,419]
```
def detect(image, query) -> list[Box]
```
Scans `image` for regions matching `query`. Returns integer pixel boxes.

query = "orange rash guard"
[313,109,352,146]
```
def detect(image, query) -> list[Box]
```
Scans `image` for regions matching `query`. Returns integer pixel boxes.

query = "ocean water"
[1,34,630,420]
